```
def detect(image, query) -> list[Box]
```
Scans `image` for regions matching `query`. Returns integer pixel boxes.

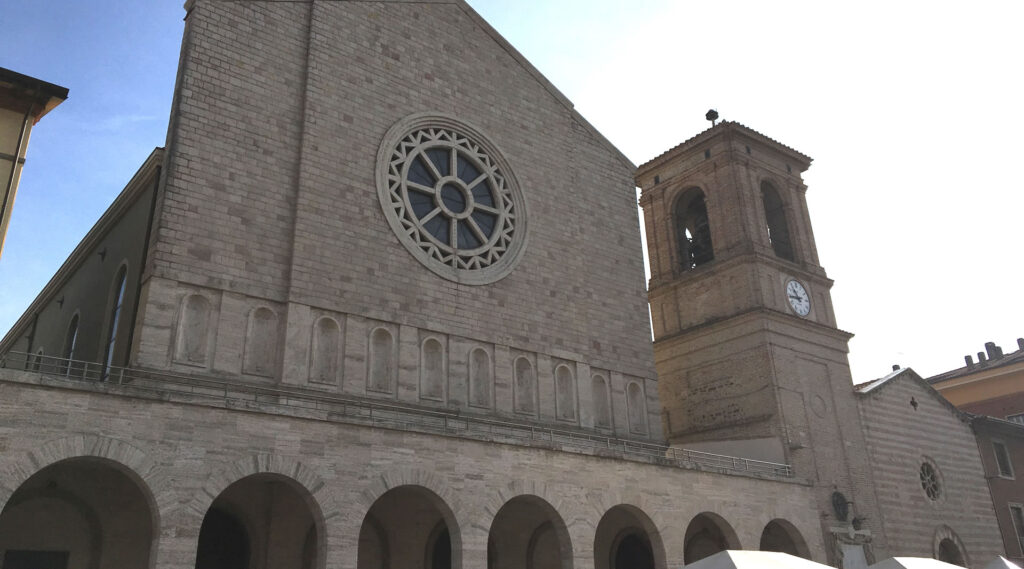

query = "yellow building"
[0,67,68,259]
[928,340,1024,420]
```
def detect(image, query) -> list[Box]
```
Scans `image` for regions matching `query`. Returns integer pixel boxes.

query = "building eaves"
[927,347,1024,385]
[970,413,1024,436]
[853,366,906,395]
[636,120,813,178]
[0,67,69,122]
[456,0,636,173]
[855,366,969,423]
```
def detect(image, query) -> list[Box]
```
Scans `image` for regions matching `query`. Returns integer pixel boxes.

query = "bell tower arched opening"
[761,181,794,261]
[673,188,713,271]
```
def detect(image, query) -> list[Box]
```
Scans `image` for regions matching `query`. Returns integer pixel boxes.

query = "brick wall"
[857,373,1004,564]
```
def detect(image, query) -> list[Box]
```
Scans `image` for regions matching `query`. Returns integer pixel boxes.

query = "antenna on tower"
[705,109,719,127]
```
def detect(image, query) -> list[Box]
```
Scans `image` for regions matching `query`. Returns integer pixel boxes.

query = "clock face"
[786,279,811,316]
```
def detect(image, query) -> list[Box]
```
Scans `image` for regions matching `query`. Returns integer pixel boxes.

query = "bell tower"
[638,121,883,561]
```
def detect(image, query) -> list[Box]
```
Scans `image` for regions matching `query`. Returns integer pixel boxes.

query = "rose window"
[377,114,527,284]
[919,461,941,501]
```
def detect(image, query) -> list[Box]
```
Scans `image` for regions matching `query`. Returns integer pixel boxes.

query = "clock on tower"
[637,121,881,563]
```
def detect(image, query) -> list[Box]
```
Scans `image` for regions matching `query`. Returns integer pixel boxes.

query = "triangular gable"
[855,367,969,424]
[455,1,637,173]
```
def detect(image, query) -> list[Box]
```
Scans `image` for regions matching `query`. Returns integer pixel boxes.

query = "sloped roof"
[636,120,813,177]
[927,345,1024,385]
[970,413,1024,436]
[455,1,636,172]
[855,367,968,422]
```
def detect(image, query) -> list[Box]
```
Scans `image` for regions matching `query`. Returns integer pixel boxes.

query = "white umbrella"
[983,557,1022,569]
[685,550,831,569]
[869,558,965,569]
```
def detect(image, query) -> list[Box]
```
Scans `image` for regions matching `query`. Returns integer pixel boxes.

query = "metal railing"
[0,351,793,478]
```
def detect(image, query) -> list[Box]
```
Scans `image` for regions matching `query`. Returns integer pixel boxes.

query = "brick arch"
[478,479,573,525]
[577,491,668,539]
[352,467,466,569]
[481,480,577,568]
[185,454,339,569]
[353,466,463,521]
[933,524,970,567]
[590,498,669,569]
[0,434,171,518]
[187,453,337,521]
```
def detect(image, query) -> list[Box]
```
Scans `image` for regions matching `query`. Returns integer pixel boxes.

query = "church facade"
[0,1,1005,568]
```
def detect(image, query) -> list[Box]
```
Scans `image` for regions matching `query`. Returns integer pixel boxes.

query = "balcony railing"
[0,351,793,478]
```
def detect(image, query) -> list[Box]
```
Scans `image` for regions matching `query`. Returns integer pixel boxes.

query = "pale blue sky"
[3,0,1022,380]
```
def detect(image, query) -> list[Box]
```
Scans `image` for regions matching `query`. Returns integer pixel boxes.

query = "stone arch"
[933,525,969,567]
[554,364,576,422]
[352,467,464,526]
[469,347,493,408]
[353,469,465,569]
[0,435,169,569]
[175,293,213,366]
[310,316,341,383]
[593,504,667,569]
[0,435,169,518]
[760,179,795,261]
[684,512,741,564]
[357,486,462,569]
[243,306,279,376]
[189,455,336,569]
[672,187,713,271]
[485,486,573,569]
[626,382,647,435]
[591,373,611,429]
[368,327,396,394]
[189,454,337,523]
[759,518,810,559]
[421,336,446,401]
[514,356,537,415]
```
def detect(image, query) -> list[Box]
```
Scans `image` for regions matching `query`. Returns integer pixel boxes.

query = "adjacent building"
[928,341,1024,567]
[0,67,68,259]
[855,368,1003,567]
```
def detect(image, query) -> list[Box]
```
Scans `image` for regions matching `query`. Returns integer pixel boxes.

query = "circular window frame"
[919,458,943,502]
[376,113,529,285]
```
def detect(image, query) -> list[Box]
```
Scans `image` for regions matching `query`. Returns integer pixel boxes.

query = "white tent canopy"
[869,558,966,569]
[685,550,831,569]
[983,557,1022,569]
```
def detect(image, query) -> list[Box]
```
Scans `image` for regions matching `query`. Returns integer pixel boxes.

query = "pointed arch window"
[102,266,128,380]
[761,182,795,261]
[674,188,714,270]
[63,314,79,376]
